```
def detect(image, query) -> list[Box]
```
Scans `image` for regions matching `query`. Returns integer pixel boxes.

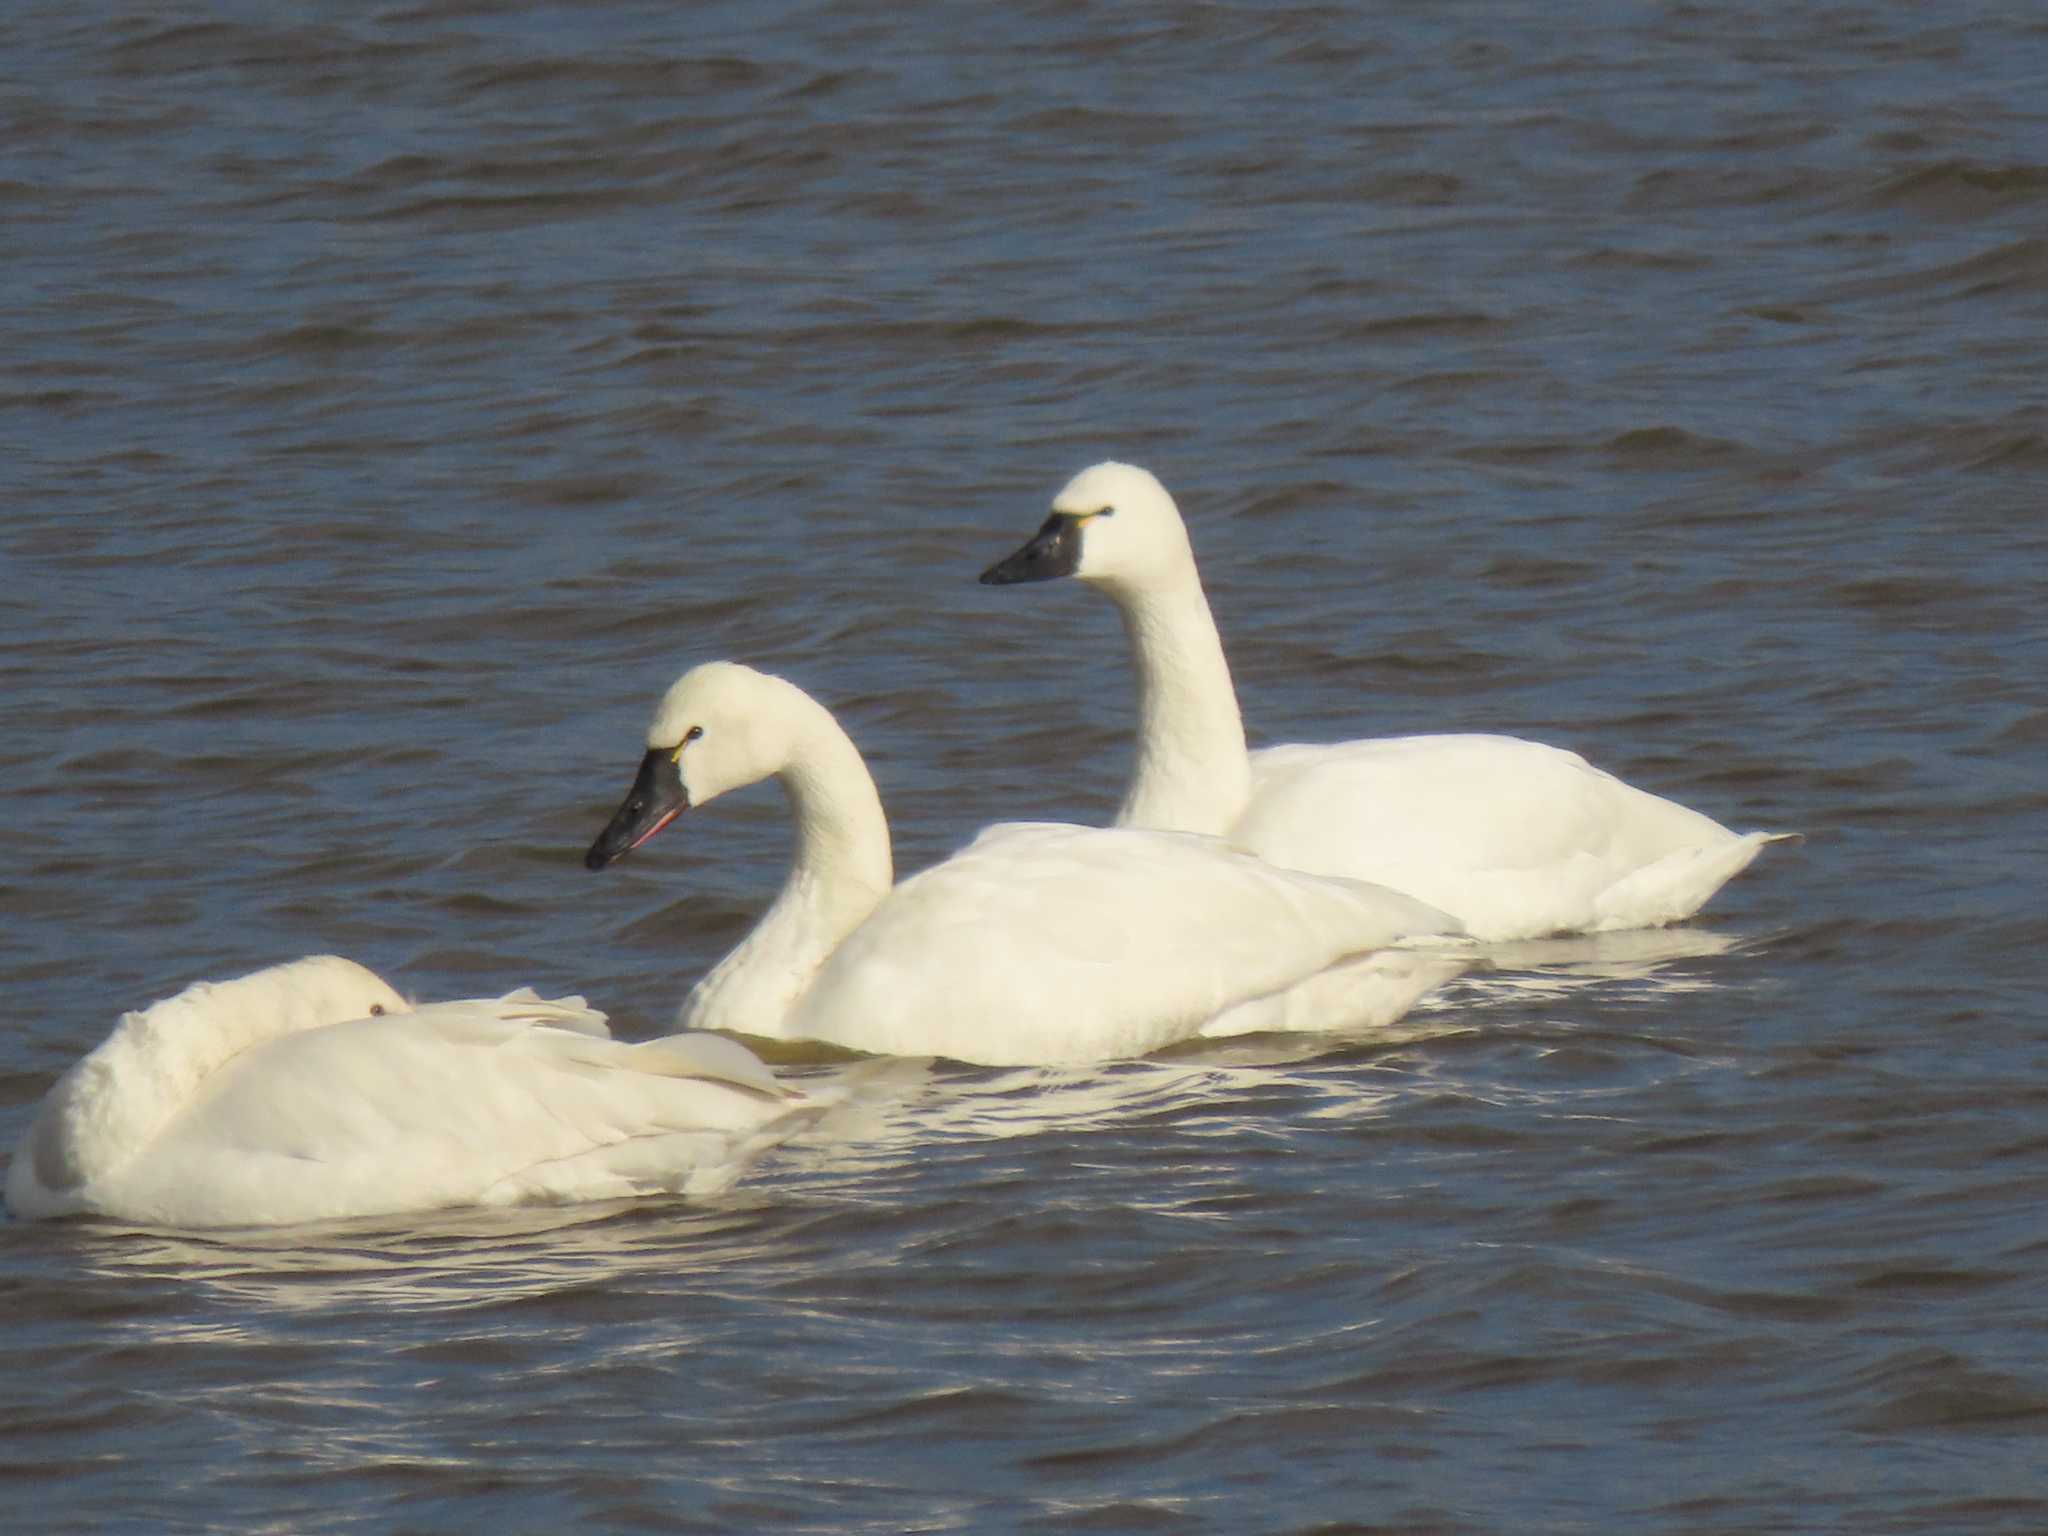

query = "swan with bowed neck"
[979,462,1789,944]
[5,954,806,1228]
[584,662,1466,1066]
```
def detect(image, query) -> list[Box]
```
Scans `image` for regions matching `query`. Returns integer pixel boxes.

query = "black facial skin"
[585,748,688,870]
[978,513,1092,586]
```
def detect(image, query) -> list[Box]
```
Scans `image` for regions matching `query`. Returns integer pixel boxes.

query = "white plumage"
[782,821,1464,1061]
[982,462,1788,942]
[7,954,807,1228]
[586,663,1466,1067]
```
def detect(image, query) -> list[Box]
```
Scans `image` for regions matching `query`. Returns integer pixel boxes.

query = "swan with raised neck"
[981,462,1790,942]
[585,662,1465,1064]
[587,661,893,1039]
[1005,459,1251,833]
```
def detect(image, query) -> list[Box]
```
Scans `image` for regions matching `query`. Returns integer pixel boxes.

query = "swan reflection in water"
[56,917,1766,1316]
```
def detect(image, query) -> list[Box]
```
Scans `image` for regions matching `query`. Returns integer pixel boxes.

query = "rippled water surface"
[3,2,2045,1530]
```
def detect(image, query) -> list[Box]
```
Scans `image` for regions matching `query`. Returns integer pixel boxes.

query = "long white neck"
[680,699,895,1039]
[1107,566,1253,835]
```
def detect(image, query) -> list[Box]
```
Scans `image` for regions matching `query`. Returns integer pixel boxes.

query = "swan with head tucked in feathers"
[584,662,1466,1065]
[979,462,1791,944]
[6,954,808,1228]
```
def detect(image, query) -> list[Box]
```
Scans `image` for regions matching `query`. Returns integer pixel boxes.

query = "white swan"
[980,462,1790,943]
[584,662,1466,1066]
[6,954,808,1228]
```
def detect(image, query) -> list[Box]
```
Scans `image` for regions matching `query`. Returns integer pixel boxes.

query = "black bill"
[978,513,1087,585]
[585,748,688,870]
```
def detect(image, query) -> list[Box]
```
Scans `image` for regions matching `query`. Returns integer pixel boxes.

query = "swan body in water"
[6,954,806,1228]
[980,462,1789,943]
[585,662,1466,1066]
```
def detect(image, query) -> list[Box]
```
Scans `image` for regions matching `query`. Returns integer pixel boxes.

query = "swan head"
[159,955,410,1038]
[585,662,801,870]
[271,955,412,1025]
[979,462,1195,595]
[17,955,414,1205]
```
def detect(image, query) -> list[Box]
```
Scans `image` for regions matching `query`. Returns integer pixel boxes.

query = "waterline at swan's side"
[980,462,1789,943]
[5,955,810,1229]
[585,662,1467,1066]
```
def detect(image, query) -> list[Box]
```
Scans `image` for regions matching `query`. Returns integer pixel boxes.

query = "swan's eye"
[1094,505,1115,518]
[369,1004,386,1016]
[672,724,704,763]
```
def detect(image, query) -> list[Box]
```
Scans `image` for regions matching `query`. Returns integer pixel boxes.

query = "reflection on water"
[64,1039,1447,1314]
[1451,924,1772,1005]
[81,1201,780,1316]
[51,920,1779,1318]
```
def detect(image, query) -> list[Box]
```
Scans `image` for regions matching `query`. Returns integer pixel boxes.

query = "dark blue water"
[3,2,2045,1530]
